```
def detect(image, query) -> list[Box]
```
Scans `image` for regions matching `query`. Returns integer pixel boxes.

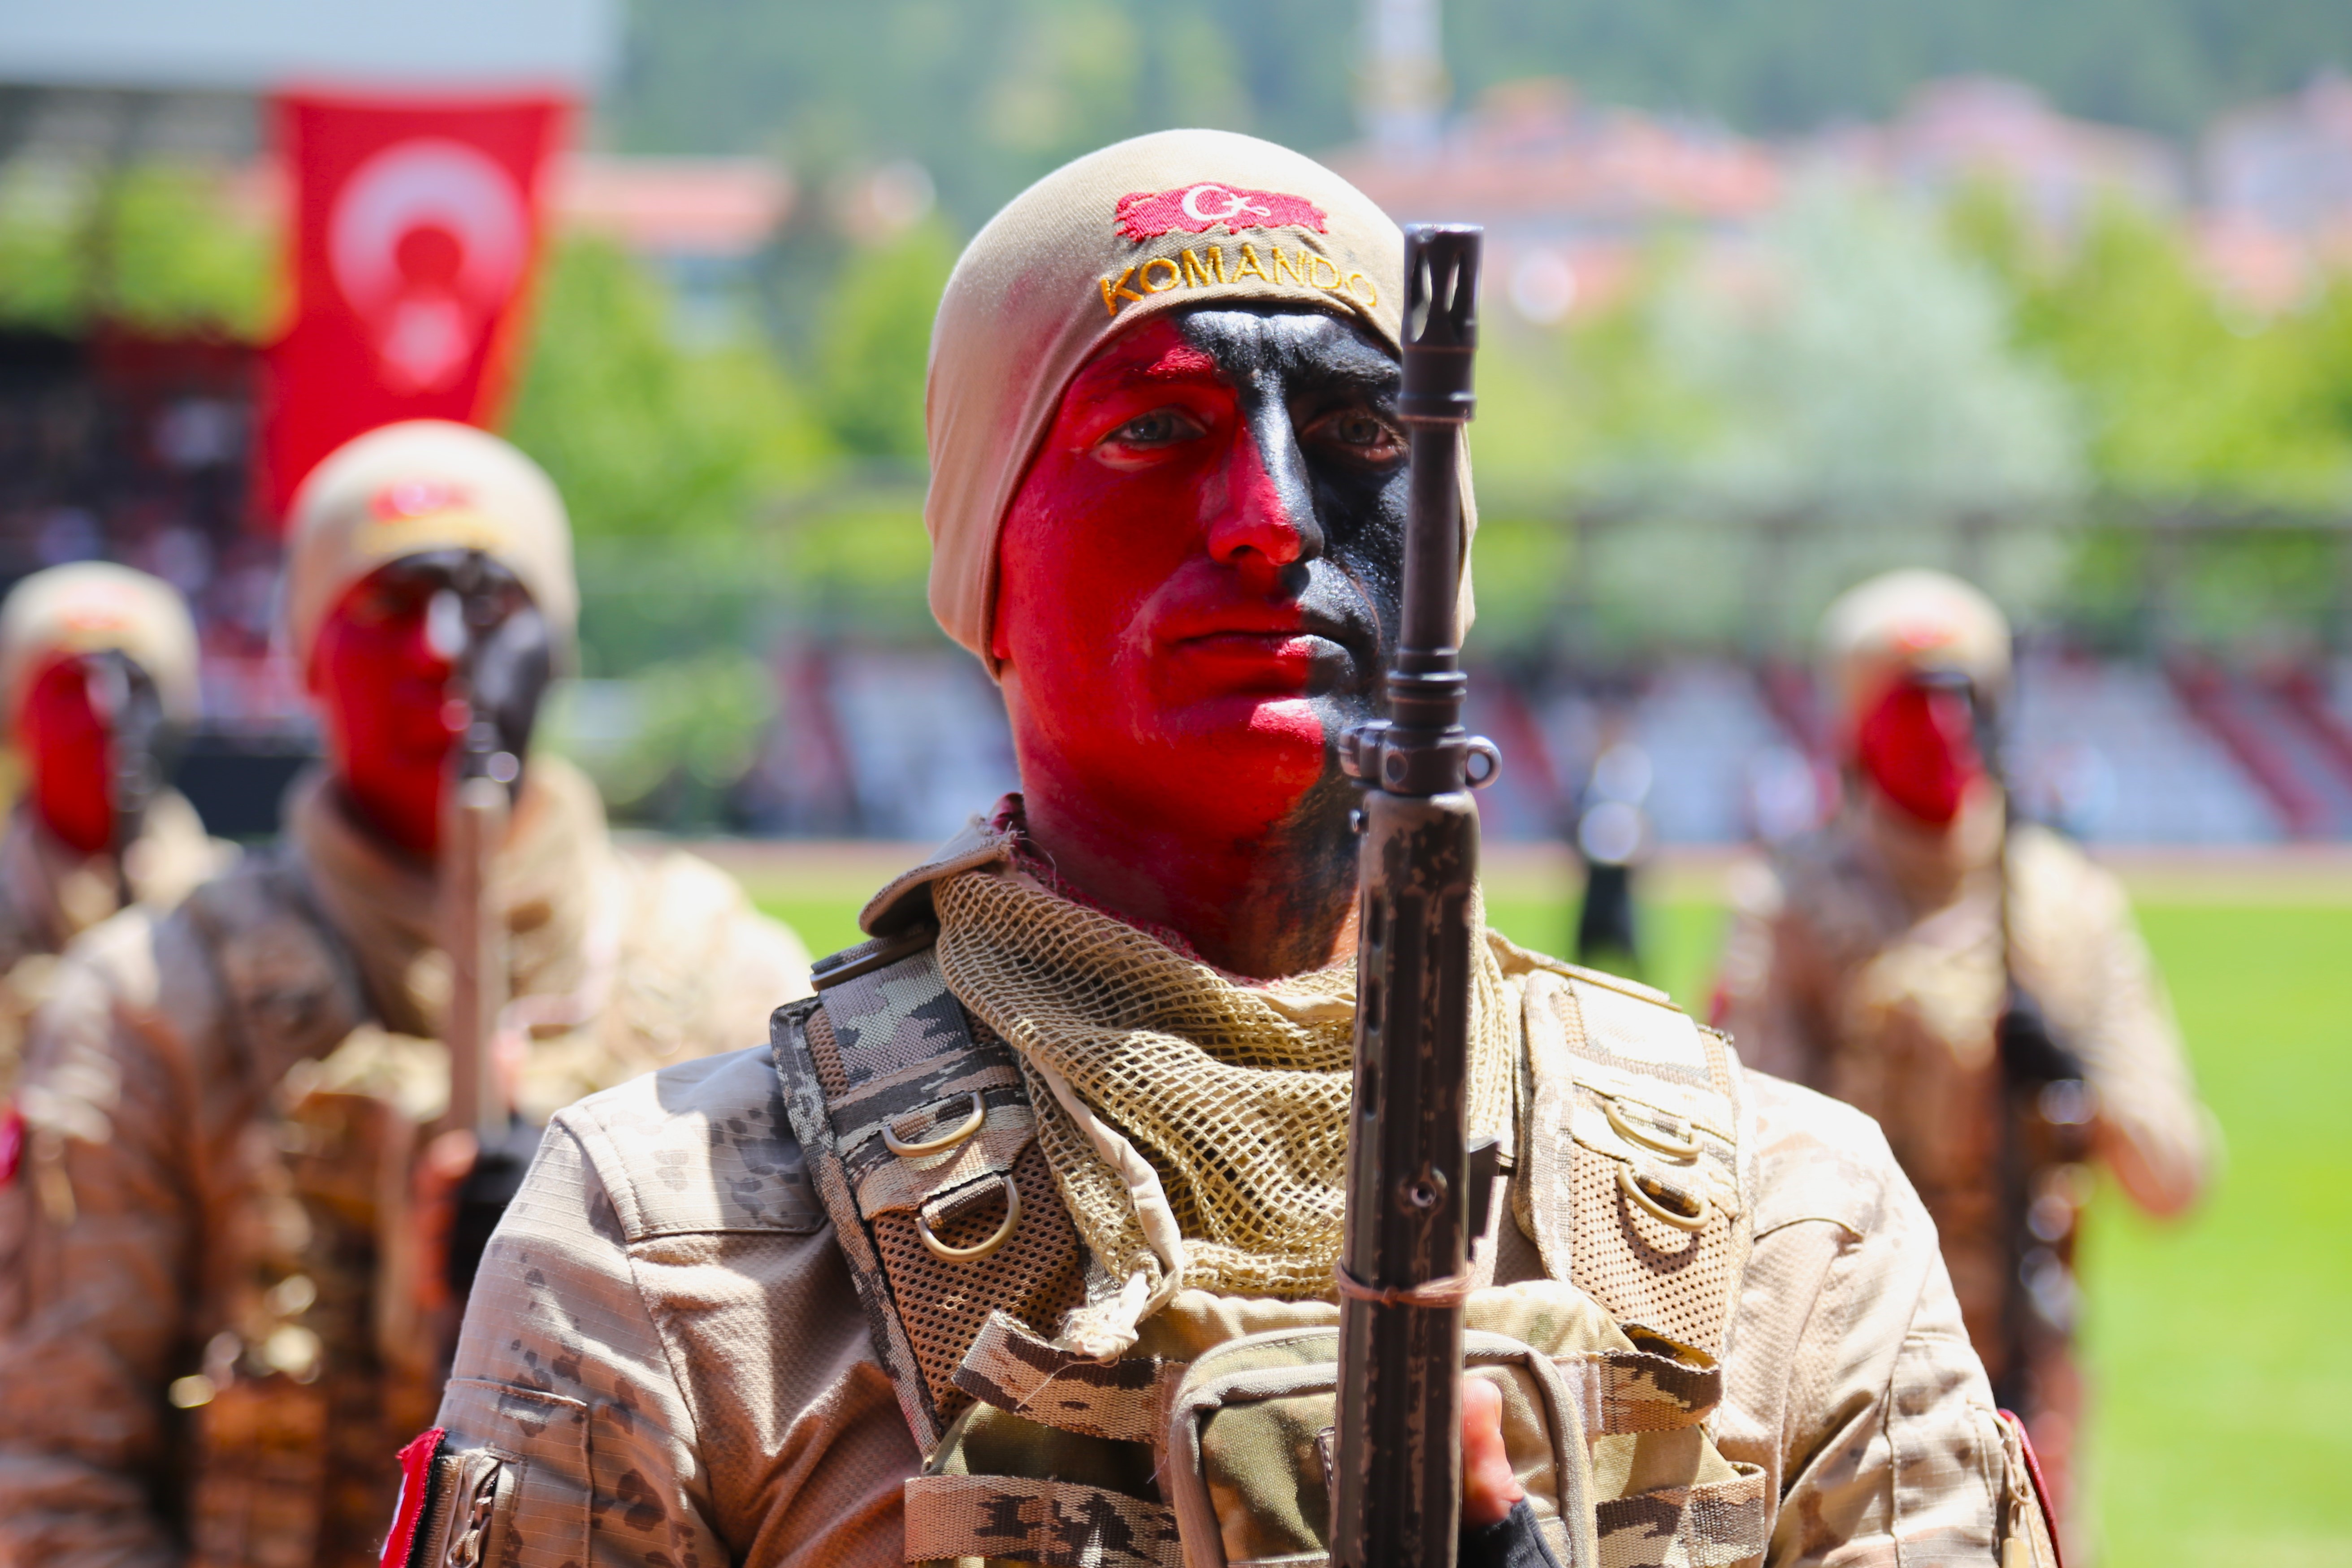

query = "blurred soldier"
[0,563,226,1098]
[1715,567,2213,1522]
[0,421,811,1568]
[398,135,2055,1568]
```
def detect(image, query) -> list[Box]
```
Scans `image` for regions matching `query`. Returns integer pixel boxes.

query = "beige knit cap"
[925,129,1476,671]
[283,420,576,673]
[0,562,200,727]
[1820,568,2012,741]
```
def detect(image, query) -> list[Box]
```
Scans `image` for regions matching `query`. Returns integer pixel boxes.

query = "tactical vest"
[773,918,1773,1568]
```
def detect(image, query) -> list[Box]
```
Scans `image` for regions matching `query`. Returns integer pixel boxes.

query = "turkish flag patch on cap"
[1115,183,1329,242]
[380,1428,449,1568]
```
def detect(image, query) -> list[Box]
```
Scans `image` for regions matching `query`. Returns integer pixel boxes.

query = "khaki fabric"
[421,829,2012,1568]
[1819,568,2010,741]
[282,420,577,672]
[0,562,200,727]
[1715,806,2211,1415]
[924,129,1473,671]
[933,866,1516,1334]
[0,791,229,1095]
[0,784,810,1568]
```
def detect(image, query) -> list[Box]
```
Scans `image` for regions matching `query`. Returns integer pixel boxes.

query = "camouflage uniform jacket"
[0,800,810,1568]
[1715,809,2210,1381]
[417,832,2029,1568]
[0,790,229,1098]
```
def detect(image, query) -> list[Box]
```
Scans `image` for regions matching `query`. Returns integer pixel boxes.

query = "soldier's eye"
[1312,410,1403,459]
[1108,409,1204,448]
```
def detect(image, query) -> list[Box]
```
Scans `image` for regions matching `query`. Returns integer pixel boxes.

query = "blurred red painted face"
[1854,678,1986,829]
[309,562,465,858]
[991,308,1408,836]
[17,654,113,855]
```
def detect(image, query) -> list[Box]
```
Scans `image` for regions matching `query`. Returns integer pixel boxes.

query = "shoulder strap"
[771,927,1083,1455]
[1518,967,1754,1361]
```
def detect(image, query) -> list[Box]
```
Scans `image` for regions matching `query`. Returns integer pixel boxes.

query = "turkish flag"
[259,91,571,524]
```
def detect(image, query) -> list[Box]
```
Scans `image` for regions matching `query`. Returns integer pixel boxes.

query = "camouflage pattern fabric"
[0,814,810,1568]
[1715,807,2211,1522]
[0,791,229,1099]
[412,831,2038,1567]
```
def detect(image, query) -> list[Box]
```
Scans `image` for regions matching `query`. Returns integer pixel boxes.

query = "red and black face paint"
[1854,674,1988,829]
[992,305,1409,966]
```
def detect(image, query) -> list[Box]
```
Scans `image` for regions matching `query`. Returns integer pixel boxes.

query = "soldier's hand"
[1461,1375,1523,1526]
[1460,1376,1560,1567]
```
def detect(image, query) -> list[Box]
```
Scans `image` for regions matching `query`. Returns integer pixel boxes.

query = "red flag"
[260,91,570,524]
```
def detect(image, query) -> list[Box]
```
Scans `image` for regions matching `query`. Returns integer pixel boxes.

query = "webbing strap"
[953,1311,1172,1447]
[903,1473,1185,1568]
[773,991,949,1452]
[773,940,1047,1453]
[1591,1463,1768,1568]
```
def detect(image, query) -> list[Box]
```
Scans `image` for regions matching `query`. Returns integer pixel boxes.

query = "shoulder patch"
[564,1046,823,1240]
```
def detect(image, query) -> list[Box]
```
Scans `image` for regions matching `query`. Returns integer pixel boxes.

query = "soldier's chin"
[1150,692,1331,779]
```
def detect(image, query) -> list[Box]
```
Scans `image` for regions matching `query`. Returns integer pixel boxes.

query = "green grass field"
[754,886,2352,1564]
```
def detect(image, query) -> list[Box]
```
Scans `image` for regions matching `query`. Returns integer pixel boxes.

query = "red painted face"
[309,562,466,859]
[1854,677,1986,829]
[992,309,1408,857]
[17,654,115,855]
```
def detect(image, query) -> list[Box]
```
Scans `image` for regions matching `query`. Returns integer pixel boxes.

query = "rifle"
[1332,223,1499,1568]
[432,550,554,1304]
[82,648,170,908]
[1932,667,2093,1417]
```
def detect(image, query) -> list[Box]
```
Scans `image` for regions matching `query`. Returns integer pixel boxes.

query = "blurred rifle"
[432,550,553,1305]
[82,648,170,907]
[1935,668,2094,1417]
[1332,224,1502,1568]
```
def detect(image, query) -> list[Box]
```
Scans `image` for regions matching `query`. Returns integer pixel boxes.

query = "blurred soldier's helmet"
[0,562,200,729]
[1819,568,2010,745]
[282,420,576,672]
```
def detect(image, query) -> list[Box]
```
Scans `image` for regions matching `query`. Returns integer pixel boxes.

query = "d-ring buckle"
[915,1173,1022,1261]
[1604,1097,1701,1161]
[884,1092,987,1157]
[1618,1163,1711,1232]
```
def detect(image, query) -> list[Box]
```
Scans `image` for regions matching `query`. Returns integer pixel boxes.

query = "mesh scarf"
[931,866,1519,1356]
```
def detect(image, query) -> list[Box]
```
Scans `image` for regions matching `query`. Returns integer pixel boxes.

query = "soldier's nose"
[1204,420,1321,574]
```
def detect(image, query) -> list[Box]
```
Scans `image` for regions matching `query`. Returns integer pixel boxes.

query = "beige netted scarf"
[932,866,1519,1357]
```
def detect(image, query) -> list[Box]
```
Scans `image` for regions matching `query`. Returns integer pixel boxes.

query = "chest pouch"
[1164,1326,1599,1568]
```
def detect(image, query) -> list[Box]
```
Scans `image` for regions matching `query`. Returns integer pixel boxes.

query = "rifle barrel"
[1332,223,1485,1568]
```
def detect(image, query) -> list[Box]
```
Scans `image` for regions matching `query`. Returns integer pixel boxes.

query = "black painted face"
[1165,305,1408,742]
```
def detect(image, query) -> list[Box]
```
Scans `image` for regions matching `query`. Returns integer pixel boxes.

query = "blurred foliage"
[0,159,273,338]
[1956,193,2352,506]
[544,649,778,825]
[506,236,830,543]
[612,0,2349,228]
[812,220,959,460]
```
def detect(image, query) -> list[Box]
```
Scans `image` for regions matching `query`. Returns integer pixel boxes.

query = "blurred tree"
[1515,183,2088,649]
[504,236,835,672]
[506,235,829,540]
[812,218,958,462]
[0,160,273,338]
[1966,197,2352,505]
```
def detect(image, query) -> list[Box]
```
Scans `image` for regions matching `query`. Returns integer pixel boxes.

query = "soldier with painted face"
[1714,568,2213,1528]
[401,137,2054,1568]
[0,422,812,1568]
[0,563,226,1103]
